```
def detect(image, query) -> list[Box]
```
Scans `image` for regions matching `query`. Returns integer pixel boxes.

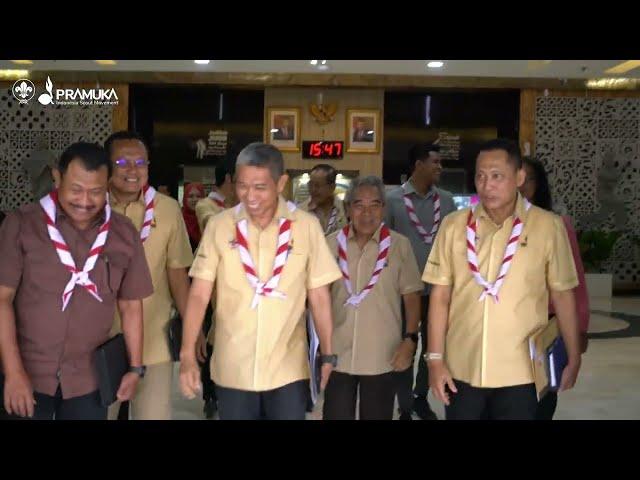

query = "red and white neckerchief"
[139,184,156,243]
[336,223,391,307]
[466,199,531,303]
[402,183,440,244]
[208,190,226,208]
[235,201,297,309]
[313,205,338,235]
[40,190,111,311]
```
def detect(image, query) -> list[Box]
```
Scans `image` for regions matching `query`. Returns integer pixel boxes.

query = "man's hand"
[179,355,202,399]
[320,363,333,391]
[116,372,141,402]
[3,370,36,418]
[559,358,581,392]
[579,332,589,354]
[196,331,208,364]
[428,360,457,406]
[390,339,416,372]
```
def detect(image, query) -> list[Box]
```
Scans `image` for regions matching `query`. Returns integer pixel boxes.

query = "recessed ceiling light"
[427,61,444,69]
[321,60,327,65]
[11,60,33,65]
[194,60,210,65]
[310,60,318,65]
[95,60,117,65]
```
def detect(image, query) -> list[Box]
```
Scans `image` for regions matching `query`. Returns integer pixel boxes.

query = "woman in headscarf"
[182,182,205,252]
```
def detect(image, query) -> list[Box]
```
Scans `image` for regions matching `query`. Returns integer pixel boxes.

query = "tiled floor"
[172,296,640,420]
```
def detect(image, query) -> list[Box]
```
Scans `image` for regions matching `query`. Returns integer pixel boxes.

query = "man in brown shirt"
[0,142,153,420]
[323,176,424,420]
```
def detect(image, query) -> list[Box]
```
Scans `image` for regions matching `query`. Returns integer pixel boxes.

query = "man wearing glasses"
[298,164,347,237]
[105,131,194,420]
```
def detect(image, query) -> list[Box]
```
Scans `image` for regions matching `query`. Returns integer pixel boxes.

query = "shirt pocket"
[280,251,307,289]
[99,252,129,296]
[23,247,69,294]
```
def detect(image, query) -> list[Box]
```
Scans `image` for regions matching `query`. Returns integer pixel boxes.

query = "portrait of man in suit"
[273,115,295,141]
[352,117,374,143]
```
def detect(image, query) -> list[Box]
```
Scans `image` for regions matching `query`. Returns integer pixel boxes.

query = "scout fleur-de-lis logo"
[38,76,55,106]
[12,79,35,104]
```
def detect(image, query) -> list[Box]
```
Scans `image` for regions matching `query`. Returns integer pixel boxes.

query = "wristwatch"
[423,352,443,363]
[129,365,147,378]
[403,332,419,344]
[319,354,338,367]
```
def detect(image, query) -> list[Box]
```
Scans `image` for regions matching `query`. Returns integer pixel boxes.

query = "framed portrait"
[265,107,301,152]
[346,108,381,153]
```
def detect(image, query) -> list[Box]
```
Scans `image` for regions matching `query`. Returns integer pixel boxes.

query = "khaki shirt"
[110,190,194,365]
[298,196,347,236]
[326,225,423,376]
[195,191,232,233]
[422,193,578,388]
[189,196,342,392]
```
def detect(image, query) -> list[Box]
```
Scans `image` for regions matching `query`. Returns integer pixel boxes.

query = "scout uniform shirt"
[195,191,233,233]
[110,190,194,365]
[326,225,424,376]
[189,196,342,392]
[385,181,456,293]
[421,193,578,388]
[0,202,153,398]
[298,196,348,236]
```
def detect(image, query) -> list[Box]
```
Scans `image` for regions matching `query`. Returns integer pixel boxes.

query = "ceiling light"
[270,128,279,133]
[586,78,639,90]
[194,60,210,65]
[95,60,117,65]
[321,60,327,65]
[605,61,640,74]
[427,61,444,69]
[11,60,33,65]
[0,70,29,80]
[310,60,318,65]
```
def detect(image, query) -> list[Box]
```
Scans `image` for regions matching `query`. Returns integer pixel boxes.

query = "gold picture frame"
[346,108,381,153]
[265,107,301,152]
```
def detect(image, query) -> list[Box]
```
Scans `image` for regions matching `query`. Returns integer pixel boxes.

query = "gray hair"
[344,175,386,206]
[236,142,284,183]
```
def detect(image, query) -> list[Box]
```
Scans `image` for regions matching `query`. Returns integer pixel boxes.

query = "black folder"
[94,333,129,407]
[167,311,182,362]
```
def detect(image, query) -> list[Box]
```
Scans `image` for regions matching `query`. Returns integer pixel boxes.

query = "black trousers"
[394,294,430,413]
[536,392,558,420]
[1,383,106,420]
[323,371,396,420]
[216,380,308,420]
[445,379,538,420]
[200,306,217,403]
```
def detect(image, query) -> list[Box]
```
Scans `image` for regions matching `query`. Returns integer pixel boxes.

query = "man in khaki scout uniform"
[298,164,347,236]
[194,165,235,234]
[180,142,342,420]
[423,139,582,420]
[323,176,424,420]
[193,164,235,419]
[105,131,194,420]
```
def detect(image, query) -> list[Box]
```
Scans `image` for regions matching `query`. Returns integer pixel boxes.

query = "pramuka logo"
[12,76,119,106]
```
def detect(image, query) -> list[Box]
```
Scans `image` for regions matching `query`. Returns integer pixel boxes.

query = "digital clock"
[302,141,344,159]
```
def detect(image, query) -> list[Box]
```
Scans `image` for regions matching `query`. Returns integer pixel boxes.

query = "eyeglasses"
[114,158,150,169]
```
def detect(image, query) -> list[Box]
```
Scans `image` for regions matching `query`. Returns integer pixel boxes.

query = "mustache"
[69,203,97,211]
